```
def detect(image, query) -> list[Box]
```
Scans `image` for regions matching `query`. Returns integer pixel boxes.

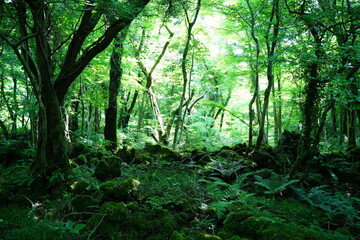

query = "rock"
[171,231,186,240]
[69,142,88,159]
[0,140,30,167]
[74,154,87,165]
[89,201,150,238]
[71,194,98,212]
[94,156,122,181]
[215,150,242,162]
[100,178,140,202]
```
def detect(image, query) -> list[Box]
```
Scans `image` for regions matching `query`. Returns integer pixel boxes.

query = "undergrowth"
[0,141,359,240]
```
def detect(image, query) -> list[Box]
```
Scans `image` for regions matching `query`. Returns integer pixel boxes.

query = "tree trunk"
[2,0,151,195]
[105,31,127,151]
[173,0,201,148]
[255,0,280,150]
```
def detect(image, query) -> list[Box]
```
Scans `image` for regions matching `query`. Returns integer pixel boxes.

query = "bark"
[173,0,201,147]
[1,0,151,194]
[289,27,323,177]
[134,26,174,144]
[119,90,138,129]
[255,0,280,150]
[105,31,127,151]
[245,0,261,149]
[0,119,9,139]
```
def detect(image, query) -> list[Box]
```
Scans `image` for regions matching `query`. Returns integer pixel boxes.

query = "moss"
[175,212,193,224]
[221,212,250,236]
[154,216,178,235]
[144,143,183,162]
[127,201,140,212]
[215,150,241,162]
[74,154,87,165]
[94,155,122,181]
[198,154,212,166]
[116,146,136,163]
[89,201,151,238]
[199,234,222,240]
[71,180,90,194]
[132,212,151,232]
[239,216,272,239]
[335,228,351,236]
[229,237,249,240]
[171,231,186,240]
[69,142,88,158]
[260,223,354,240]
[89,201,128,235]
[100,178,140,201]
[71,194,98,212]
[0,140,30,167]
[84,148,109,162]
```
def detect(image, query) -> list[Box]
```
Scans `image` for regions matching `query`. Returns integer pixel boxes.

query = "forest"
[0,0,359,239]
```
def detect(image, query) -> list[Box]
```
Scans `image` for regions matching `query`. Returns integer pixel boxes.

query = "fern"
[293,185,360,225]
[254,172,299,195]
[199,172,260,219]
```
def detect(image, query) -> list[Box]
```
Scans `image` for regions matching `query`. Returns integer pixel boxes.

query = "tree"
[173,0,202,147]
[0,0,151,193]
[105,29,128,151]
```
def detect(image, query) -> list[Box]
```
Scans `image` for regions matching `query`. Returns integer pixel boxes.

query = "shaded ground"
[0,136,359,240]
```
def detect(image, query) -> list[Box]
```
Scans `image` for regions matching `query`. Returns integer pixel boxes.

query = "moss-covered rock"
[89,201,128,236]
[220,213,272,240]
[100,178,140,201]
[74,154,87,165]
[116,146,136,163]
[69,142,88,158]
[144,143,184,162]
[215,150,242,162]
[84,148,109,162]
[198,154,212,166]
[260,223,353,240]
[94,155,122,181]
[71,194,98,212]
[220,212,250,236]
[0,140,31,167]
[71,180,90,194]
[171,231,186,240]
[153,216,178,236]
[239,216,272,239]
[89,201,150,238]
[198,233,222,240]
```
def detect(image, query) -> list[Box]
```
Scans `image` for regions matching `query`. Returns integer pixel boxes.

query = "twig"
[87,214,106,240]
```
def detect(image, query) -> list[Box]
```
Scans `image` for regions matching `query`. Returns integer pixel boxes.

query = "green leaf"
[65,220,74,229]
[73,223,86,231]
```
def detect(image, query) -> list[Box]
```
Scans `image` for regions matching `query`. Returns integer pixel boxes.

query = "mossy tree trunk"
[105,30,127,151]
[1,0,151,194]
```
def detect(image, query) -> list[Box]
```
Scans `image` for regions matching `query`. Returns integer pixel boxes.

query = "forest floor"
[0,135,359,240]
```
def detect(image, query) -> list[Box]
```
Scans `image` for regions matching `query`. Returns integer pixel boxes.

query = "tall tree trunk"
[2,0,151,194]
[105,31,127,151]
[245,0,261,149]
[134,26,174,144]
[255,0,280,150]
[290,27,323,177]
[173,0,201,147]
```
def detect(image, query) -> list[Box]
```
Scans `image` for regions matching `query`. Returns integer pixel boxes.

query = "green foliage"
[100,178,140,201]
[199,174,257,219]
[0,207,77,240]
[253,172,299,195]
[51,220,86,235]
[293,185,360,224]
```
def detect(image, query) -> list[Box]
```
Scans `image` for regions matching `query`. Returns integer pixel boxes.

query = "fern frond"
[254,172,299,194]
